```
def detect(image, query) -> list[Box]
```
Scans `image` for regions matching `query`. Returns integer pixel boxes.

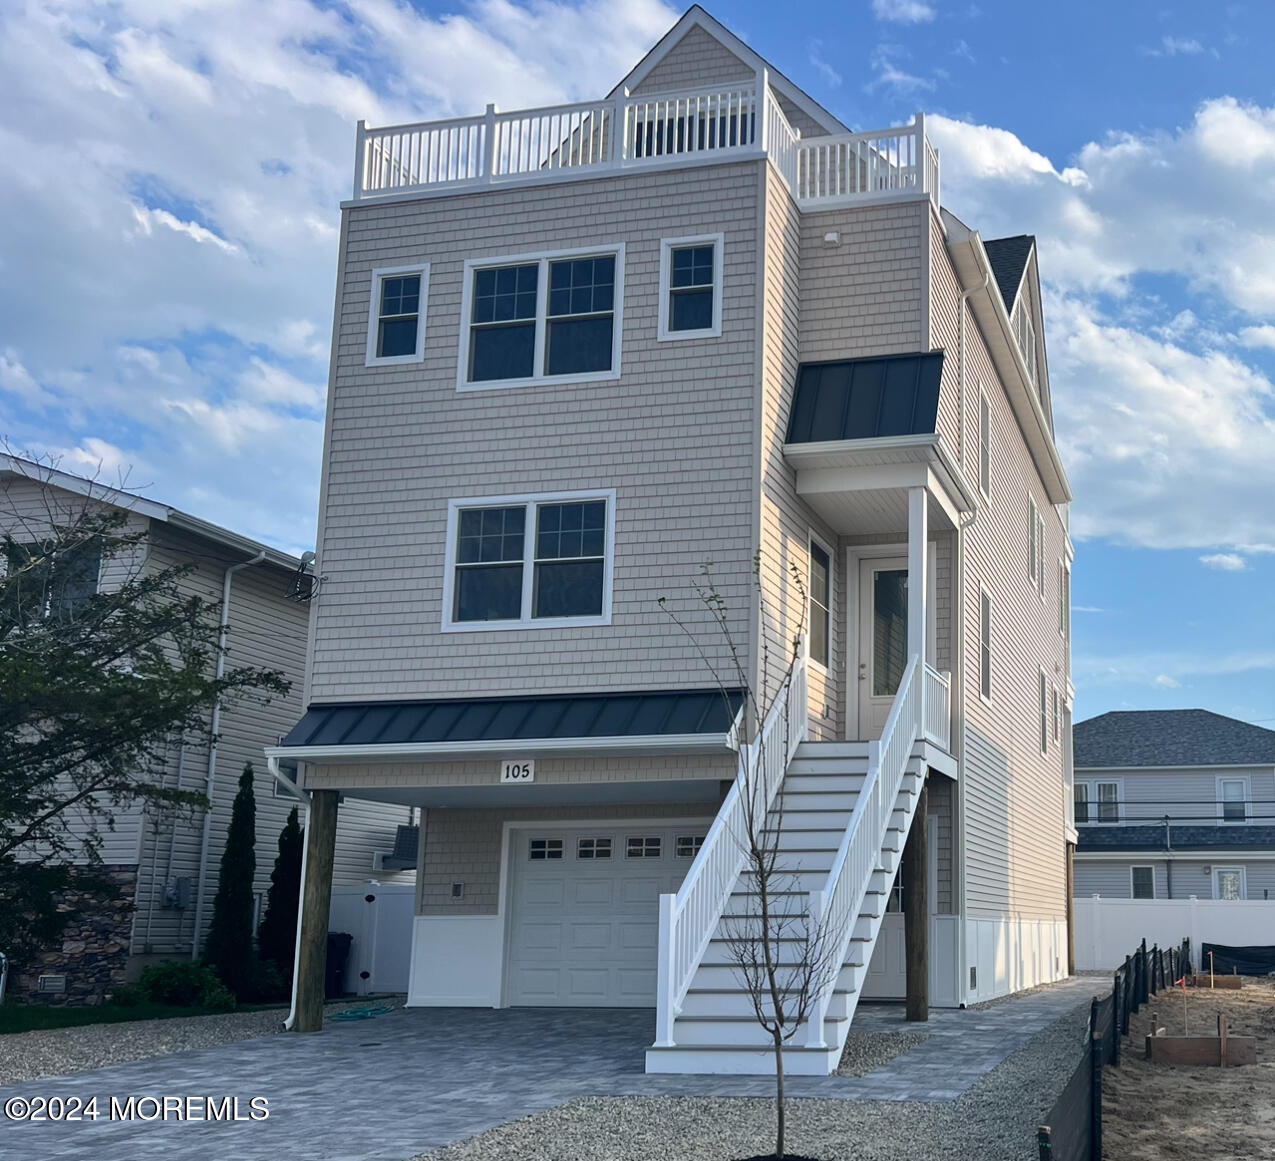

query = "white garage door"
[508,825,708,1007]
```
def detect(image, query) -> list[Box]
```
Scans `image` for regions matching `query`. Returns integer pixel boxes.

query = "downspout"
[954,268,988,1005]
[190,550,268,958]
[268,753,310,1031]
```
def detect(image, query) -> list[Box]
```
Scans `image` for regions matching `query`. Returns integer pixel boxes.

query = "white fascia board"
[165,511,300,571]
[1075,763,1273,774]
[266,732,735,764]
[1074,850,1275,861]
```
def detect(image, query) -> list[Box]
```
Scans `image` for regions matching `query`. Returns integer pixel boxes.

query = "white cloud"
[1074,649,1275,688]
[1146,35,1205,57]
[1200,552,1248,571]
[872,0,937,23]
[1152,674,1181,688]
[808,41,842,88]
[0,0,677,550]
[868,43,935,94]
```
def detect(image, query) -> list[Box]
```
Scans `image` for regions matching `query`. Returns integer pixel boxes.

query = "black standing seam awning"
[785,352,943,445]
[279,688,745,749]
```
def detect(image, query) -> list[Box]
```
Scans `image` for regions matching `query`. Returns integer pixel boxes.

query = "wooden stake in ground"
[1209,950,1215,989]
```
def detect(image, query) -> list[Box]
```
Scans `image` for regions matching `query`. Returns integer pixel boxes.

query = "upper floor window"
[658,234,723,340]
[978,391,991,497]
[979,588,992,702]
[460,247,624,390]
[366,265,428,366]
[3,539,101,626]
[442,490,615,631]
[808,537,831,669]
[1218,777,1250,823]
[1028,497,1045,597]
[1038,669,1048,756]
[1074,779,1120,825]
[1012,298,1036,390]
[1058,562,1070,638]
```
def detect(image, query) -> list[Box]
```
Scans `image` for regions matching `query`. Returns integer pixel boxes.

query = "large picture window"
[460,247,624,389]
[443,491,615,630]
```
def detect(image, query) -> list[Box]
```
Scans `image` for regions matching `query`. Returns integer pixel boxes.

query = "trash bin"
[325,932,353,999]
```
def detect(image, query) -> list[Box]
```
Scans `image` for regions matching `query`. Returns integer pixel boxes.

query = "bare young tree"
[661,557,838,1161]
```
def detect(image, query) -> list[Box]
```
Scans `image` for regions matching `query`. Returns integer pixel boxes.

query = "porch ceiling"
[783,433,976,535]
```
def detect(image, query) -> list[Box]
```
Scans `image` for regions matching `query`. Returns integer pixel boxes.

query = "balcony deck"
[351,78,939,213]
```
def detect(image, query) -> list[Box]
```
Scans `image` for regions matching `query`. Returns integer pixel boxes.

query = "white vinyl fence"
[1076,895,1275,971]
[329,883,415,995]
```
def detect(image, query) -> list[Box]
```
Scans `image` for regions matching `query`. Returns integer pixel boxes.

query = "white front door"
[506,825,705,1006]
[857,556,909,740]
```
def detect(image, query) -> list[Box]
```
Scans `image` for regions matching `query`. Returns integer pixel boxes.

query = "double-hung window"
[366,265,428,365]
[443,491,615,630]
[658,234,724,340]
[461,247,623,388]
[1058,562,1070,637]
[1074,780,1120,824]
[808,538,831,668]
[1131,866,1155,900]
[979,588,993,701]
[1038,669,1048,755]
[1218,777,1250,823]
[1028,497,1045,597]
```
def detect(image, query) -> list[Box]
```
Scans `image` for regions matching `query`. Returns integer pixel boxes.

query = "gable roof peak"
[1074,708,1275,769]
[982,234,1036,314]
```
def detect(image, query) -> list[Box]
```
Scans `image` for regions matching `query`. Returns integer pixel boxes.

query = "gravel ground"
[834,1028,929,1077]
[412,1004,1089,1161]
[0,997,404,1086]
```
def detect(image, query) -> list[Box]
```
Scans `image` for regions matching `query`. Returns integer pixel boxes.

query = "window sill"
[457,368,621,393]
[442,613,612,633]
[657,326,722,343]
[366,353,426,368]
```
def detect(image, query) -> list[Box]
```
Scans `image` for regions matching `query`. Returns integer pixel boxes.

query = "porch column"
[295,789,338,1033]
[907,486,927,664]
[904,776,929,1021]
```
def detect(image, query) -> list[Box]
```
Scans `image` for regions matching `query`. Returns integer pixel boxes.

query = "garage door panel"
[618,877,663,905]
[512,968,561,1002]
[521,880,566,906]
[572,880,613,906]
[617,923,657,952]
[566,969,610,999]
[616,969,656,1002]
[568,923,612,951]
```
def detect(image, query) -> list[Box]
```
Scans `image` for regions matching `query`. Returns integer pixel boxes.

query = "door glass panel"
[872,569,908,697]
[1216,870,1242,901]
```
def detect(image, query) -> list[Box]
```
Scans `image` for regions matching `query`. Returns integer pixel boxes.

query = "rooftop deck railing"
[353,77,938,212]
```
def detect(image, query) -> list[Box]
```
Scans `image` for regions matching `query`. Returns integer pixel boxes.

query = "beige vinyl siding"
[417,802,717,916]
[798,201,927,364]
[929,213,966,461]
[630,24,754,93]
[312,164,761,704]
[935,210,1070,923]
[305,752,736,793]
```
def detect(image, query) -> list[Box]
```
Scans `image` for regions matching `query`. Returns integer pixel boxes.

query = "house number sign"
[500,759,535,784]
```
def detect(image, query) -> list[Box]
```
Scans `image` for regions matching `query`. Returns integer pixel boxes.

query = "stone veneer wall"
[14,865,137,1005]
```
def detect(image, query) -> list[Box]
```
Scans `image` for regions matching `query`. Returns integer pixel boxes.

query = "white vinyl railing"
[921,662,951,750]
[354,85,939,211]
[654,651,808,1047]
[804,653,923,1049]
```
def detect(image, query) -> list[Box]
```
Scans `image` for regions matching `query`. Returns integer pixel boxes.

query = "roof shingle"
[983,235,1034,314]
[1074,709,1275,769]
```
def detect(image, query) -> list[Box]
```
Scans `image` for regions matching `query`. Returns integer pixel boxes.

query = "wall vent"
[968,967,977,992]
[37,974,67,994]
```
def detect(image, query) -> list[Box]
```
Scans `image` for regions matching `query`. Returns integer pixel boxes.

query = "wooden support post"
[295,789,338,1034]
[1065,842,1076,976]
[904,776,929,1022]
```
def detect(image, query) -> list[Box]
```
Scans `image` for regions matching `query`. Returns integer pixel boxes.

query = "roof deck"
[351,78,938,213]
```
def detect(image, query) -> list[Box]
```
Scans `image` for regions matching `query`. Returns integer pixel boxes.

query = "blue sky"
[0,0,1272,728]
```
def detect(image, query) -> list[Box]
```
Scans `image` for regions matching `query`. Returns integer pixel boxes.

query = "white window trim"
[657,233,724,342]
[1212,864,1247,901]
[978,389,991,499]
[366,264,429,367]
[440,488,617,632]
[1130,865,1156,900]
[456,244,625,392]
[1038,667,1048,756]
[1216,775,1252,825]
[979,586,993,705]
[807,530,833,674]
[1075,778,1123,825]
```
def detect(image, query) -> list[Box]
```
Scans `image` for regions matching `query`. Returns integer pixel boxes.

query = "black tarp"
[1201,942,1275,975]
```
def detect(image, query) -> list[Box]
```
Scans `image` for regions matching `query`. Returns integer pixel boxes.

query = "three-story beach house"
[270,6,1075,1074]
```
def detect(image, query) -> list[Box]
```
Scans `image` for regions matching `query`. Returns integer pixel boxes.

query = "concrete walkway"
[1,976,1101,1161]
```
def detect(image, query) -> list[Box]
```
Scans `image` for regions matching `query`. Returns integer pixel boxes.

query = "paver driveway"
[0,976,1100,1161]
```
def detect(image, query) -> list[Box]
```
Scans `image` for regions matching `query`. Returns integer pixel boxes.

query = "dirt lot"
[1103,977,1275,1160]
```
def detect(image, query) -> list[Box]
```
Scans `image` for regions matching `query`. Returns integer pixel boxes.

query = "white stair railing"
[654,650,807,1047]
[921,662,951,750]
[805,654,922,1049]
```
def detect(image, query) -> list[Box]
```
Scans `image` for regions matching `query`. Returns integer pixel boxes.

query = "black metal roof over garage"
[280,688,744,748]
[785,352,943,444]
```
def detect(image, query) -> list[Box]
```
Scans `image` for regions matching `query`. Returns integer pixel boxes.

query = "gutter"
[267,754,311,1032]
[190,550,268,959]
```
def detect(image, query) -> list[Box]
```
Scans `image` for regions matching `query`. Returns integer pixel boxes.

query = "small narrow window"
[1052,686,1060,743]
[675,835,706,859]
[529,837,564,860]
[1037,512,1047,598]
[625,835,662,859]
[1038,669,1048,755]
[1220,779,1249,823]
[576,837,612,859]
[659,234,723,340]
[1058,563,1070,637]
[366,266,428,365]
[809,539,830,668]
[1096,782,1119,824]
[978,392,991,497]
[1131,866,1155,900]
[1029,498,1039,586]
[1073,783,1090,825]
[979,589,992,701]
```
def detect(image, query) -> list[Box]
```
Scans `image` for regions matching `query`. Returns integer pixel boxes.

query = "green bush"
[137,960,236,1011]
[108,982,144,1007]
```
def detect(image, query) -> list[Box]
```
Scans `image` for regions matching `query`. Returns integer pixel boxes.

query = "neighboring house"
[1073,709,1275,903]
[1,455,415,1003]
[269,6,1074,1074]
